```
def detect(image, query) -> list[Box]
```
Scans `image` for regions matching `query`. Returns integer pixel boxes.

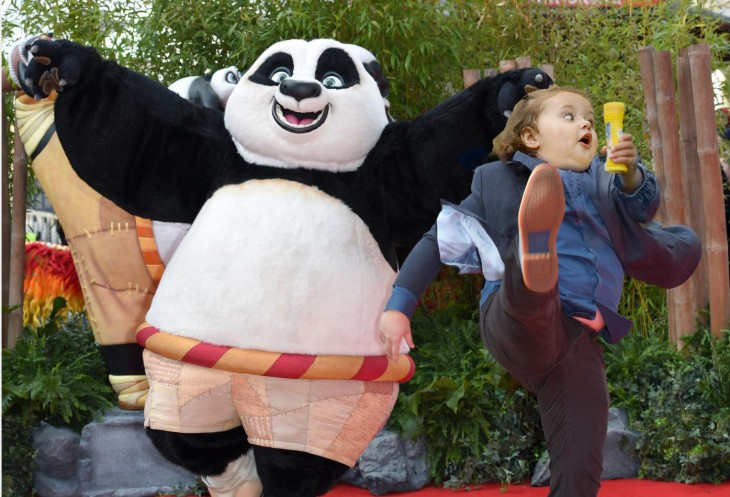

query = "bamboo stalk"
[653,50,696,344]
[638,46,667,223]
[499,59,517,73]
[677,47,708,321]
[639,46,699,346]
[1,95,10,347]
[7,119,27,348]
[539,64,555,81]
[462,69,482,89]
[515,56,532,69]
[687,43,730,336]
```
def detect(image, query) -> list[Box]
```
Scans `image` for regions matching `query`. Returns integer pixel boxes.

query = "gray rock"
[341,430,430,495]
[34,471,81,497]
[76,408,198,497]
[33,424,81,497]
[531,407,640,487]
[34,424,81,478]
[602,407,641,480]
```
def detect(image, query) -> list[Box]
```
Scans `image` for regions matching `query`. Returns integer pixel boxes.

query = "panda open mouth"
[272,101,329,134]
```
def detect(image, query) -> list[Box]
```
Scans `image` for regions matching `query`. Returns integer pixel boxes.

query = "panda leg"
[203,452,263,497]
[146,426,250,476]
[253,446,349,497]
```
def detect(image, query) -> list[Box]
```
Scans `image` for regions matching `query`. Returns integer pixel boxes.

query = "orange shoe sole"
[518,164,565,293]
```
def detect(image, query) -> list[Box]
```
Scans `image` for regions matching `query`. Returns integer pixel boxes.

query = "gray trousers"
[480,245,609,497]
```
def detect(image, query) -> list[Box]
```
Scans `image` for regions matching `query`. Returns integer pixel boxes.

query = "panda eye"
[269,67,291,84]
[321,72,344,89]
[225,71,239,84]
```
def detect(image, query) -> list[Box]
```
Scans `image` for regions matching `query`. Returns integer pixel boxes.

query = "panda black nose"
[279,80,321,101]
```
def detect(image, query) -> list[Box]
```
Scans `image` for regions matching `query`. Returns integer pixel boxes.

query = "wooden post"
[540,64,555,81]
[462,69,482,89]
[677,48,709,321]
[7,121,27,348]
[638,47,667,223]
[1,96,10,347]
[484,57,555,82]
[653,51,696,344]
[515,56,532,69]
[499,59,517,73]
[639,46,697,346]
[687,43,730,337]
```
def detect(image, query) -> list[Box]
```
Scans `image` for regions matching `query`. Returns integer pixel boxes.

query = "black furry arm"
[24,39,238,223]
[375,68,552,250]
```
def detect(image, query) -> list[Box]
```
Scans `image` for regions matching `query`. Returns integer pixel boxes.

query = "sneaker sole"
[518,164,564,293]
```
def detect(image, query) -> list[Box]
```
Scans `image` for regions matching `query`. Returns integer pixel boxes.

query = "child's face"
[522,92,598,172]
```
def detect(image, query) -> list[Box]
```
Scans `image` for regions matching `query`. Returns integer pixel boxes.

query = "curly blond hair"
[494,86,591,163]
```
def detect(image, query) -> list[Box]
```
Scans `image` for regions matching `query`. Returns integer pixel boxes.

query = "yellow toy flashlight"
[603,102,627,174]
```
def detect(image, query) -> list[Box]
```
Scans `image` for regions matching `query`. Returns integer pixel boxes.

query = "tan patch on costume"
[144,350,240,433]
[232,375,398,466]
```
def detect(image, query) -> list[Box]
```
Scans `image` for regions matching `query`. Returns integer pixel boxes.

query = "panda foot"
[206,480,263,497]
[109,374,148,410]
[203,453,262,497]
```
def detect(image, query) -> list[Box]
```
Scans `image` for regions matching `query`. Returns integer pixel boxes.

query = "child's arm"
[380,225,443,361]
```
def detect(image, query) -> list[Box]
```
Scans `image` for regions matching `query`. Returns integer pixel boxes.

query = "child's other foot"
[518,163,564,293]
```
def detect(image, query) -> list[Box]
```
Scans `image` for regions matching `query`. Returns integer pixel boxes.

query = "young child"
[380,86,701,497]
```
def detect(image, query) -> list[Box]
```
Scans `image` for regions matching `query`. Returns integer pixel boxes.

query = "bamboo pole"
[515,56,532,69]
[499,59,517,73]
[638,47,667,223]
[653,50,696,344]
[687,43,730,337]
[639,46,698,346]
[2,95,10,347]
[677,48,708,320]
[539,64,555,81]
[7,120,27,348]
[462,69,482,89]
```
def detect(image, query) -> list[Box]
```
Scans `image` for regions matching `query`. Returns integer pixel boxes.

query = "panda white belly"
[145,179,403,356]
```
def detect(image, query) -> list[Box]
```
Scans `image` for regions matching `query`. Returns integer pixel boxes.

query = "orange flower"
[23,241,84,327]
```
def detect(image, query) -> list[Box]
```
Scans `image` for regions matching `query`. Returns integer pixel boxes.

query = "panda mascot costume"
[168,65,242,111]
[17,37,551,497]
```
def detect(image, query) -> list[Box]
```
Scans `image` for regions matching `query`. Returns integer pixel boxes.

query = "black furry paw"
[496,68,554,118]
[23,38,93,99]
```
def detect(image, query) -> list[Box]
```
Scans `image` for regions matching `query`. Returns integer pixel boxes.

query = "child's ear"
[521,127,540,151]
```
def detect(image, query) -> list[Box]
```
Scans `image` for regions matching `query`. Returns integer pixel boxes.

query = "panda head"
[209,66,241,108]
[224,39,390,172]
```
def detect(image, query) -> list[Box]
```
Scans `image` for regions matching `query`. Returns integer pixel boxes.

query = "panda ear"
[363,60,389,98]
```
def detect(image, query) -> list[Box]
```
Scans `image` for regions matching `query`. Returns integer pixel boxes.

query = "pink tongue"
[284,113,314,126]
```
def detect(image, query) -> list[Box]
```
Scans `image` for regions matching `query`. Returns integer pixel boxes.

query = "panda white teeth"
[272,101,329,134]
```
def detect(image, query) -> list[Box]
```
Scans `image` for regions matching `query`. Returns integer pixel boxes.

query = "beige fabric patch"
[144,351,240,433]
[233,375,398,466]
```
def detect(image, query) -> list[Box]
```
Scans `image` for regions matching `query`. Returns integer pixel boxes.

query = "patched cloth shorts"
[143,350,399,466]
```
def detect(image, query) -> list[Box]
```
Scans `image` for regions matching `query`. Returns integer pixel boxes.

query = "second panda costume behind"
[21,38,552,497]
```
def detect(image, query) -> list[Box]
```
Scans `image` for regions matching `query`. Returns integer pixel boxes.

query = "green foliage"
[388,306,543,486]
[160,479,208,497]
[2,298,115,497]
[618,277,669,338]
[605,328,730,483]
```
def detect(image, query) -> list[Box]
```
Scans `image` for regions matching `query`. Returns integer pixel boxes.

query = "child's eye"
[563,113,575,121]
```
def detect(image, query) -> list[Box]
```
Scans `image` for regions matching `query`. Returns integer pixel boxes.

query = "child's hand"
[602,133,641,192]
[379,310,415,361]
